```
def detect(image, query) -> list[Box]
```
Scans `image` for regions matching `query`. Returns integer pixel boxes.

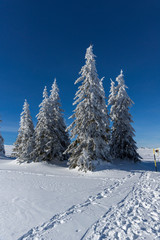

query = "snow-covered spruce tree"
[12,99,34,162]
[32,86,52,162]
[0,120,5,156]
[49,79,70,161]
[108,79,116,119]
[108,78,117,148]
[32,86,63,162]
[66,45,110,171]
[108,70,141,162]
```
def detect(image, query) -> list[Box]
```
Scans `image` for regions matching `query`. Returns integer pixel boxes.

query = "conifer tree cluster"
[65,46,140,171]
[13,80,70,163]
[12,45,140,171]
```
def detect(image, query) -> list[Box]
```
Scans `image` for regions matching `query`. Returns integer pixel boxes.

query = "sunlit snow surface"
[0,146,160,240]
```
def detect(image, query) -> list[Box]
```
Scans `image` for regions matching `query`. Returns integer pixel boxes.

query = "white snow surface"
[4,145,14,156]
[0,146,160,240]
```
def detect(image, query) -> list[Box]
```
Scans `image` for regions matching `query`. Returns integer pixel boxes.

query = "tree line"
[0,45,141,171]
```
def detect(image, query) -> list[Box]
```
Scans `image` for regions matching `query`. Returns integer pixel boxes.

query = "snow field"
[0,146,160,240]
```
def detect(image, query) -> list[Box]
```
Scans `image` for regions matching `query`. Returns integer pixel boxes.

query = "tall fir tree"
[66,45,110,171]
[109,70,141,162]
[33,86,66,162]
[49,79,70,160]
[12,99,34,162]
[32,86,53,162]
[0,120,5,156]
[108,78,117,150]
[108,79,116,120]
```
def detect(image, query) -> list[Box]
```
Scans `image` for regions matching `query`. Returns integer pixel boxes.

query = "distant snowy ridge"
[4,145,13,157]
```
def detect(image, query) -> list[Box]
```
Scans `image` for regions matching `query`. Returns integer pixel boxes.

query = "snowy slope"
[0,147,160,240]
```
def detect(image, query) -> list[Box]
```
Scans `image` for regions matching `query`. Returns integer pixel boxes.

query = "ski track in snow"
[18,171,136,240]
[82,171,160,240]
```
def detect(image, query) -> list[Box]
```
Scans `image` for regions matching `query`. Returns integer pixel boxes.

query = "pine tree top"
[85,45,95,61]
[50,78,59,101]
[116,70,126,88]
[43,86,48,99]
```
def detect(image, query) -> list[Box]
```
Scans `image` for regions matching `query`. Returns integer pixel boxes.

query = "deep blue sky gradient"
[0,0,160,147]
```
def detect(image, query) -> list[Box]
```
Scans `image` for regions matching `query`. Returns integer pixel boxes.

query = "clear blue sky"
[0,0,160,147]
